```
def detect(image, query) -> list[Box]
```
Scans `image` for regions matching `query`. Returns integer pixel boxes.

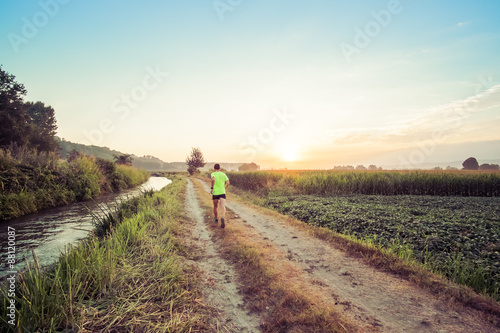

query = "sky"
[1,0,499,169]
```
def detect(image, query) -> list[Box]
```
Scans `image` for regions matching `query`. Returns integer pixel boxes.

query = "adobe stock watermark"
[238,106,295,161]
[7,0,72,54]
[213,0,243,21]
[398,74,497,168]
[5,227,17,326]
[82,66,169,146]
[339,0,411,63]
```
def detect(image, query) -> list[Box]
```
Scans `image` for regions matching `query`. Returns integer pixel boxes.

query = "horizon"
[59,136,500,171]
[1,1,499,169]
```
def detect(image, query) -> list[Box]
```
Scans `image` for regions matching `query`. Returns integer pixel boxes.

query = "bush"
[64,156,102,200]
[0,148,150,220]
[115,164,150,187]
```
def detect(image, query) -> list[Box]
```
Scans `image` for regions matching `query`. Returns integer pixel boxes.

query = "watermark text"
[213,0,243,21]
[5,227,17,326]
[340,0,408,63]
[239,107,295,160]
[82,66,169,146]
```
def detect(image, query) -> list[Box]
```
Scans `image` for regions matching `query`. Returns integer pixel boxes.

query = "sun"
[275,142,300,162]
[281,146,298,162]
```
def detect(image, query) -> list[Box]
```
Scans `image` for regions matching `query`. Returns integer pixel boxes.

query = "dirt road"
[185,179,261,332]
[186,179,499,332]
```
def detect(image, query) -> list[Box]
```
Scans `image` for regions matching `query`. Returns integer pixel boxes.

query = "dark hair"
[214,163,220,170]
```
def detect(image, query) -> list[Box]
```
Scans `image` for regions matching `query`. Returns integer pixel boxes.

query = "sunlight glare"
[275,140,300,162]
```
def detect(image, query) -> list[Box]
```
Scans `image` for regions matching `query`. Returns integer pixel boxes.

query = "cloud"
[316,84,500,149]
[457,21,471,27]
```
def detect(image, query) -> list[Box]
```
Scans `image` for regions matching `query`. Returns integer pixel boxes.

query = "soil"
[185,179,500,333]
[185,179,261,332]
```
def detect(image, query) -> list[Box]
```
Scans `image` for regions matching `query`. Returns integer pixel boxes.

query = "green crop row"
[228,170,500,196]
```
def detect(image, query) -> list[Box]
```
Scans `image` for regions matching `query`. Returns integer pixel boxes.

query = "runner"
[210,163,230,228]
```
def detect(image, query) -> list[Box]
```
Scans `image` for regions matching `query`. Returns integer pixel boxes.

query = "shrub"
[64,156,102,200]
[0,149,150,220]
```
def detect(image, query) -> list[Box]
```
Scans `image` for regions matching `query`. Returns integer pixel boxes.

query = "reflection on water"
[0,177,171,276]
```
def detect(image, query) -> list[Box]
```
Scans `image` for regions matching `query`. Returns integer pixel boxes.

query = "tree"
[238,162,260,171]
[355,165,366,170]
[25,101,58,152]
[333,165,354,170]
[368,164,378,170]
[187,165,199,175]
[462,157,479,170]
[0,65,29,148]
[0,67,58,153]
[479,163,500,171]
[114,153,133,166]
[186,147,206,175]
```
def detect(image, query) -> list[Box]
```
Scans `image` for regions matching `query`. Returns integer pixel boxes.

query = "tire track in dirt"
[195,179,499,333]
[185,179,261,332]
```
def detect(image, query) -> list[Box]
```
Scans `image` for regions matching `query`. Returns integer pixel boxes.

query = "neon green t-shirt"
[211,171,229,195]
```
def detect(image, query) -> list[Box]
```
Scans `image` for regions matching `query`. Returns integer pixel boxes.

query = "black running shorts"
[212,194,226,200]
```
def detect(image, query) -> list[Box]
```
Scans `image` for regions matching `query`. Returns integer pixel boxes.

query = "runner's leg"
[213,199,219,220]
[220,197,226,219]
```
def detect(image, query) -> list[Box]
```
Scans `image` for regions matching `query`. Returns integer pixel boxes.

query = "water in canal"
[0,177,171,276]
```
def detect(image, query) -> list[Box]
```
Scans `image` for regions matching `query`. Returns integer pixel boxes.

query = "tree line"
[0,65,58,153]
[462,157,499,171]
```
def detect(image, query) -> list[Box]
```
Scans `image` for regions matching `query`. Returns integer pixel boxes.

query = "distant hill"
[200,163,244,172]
[58,138,124,161]
[57,138,243,171]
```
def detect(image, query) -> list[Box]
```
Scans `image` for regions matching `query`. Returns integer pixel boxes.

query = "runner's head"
[214,163,220,170]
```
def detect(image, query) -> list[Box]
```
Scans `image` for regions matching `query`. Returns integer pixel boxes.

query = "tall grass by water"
[0,147,150,220]
[228,169,500,196]
[0,176,210,332]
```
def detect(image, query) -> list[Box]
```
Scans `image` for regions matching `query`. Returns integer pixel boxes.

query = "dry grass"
[192,179,359,332]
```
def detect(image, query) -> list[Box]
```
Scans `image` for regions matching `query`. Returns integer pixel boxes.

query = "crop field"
[227,170,500,300]
[263,194,500,299]
[228,170,500,196]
